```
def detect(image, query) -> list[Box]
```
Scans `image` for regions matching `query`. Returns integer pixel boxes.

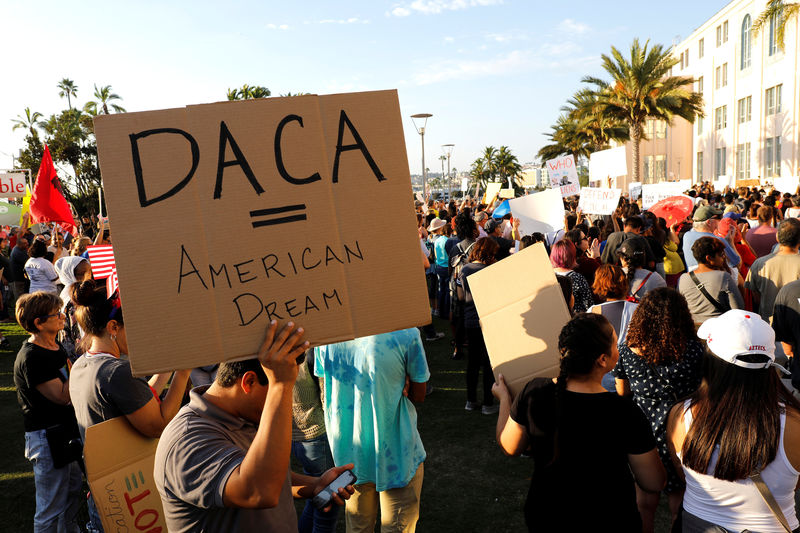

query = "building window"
[697,152,703,181]
[715,64,728,88]
[717,25,722,46]
[737,96,752,123]
[697,76,704,93]
[655,120,666,139]
[715,147,727,178]
[741,15,752,69]
[715,106,727,130]
[684,49,689,68]
[655,155,666,181]
[699,38,704,58]
[697,116,703,135]
[765,137,781,176]
[769,14,779,55]
[736,143,751,179]
[765,84,782,115]
[723,20,729,42]
[644,155,653,183]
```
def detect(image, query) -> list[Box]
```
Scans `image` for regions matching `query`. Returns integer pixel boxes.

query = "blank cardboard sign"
[84,417,166,533]
[468,243,571,397]
[94,90,429,375]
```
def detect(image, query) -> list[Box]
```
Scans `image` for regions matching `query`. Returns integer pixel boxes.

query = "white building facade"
[672,0,800,183]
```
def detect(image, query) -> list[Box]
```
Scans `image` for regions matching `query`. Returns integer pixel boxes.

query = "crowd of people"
[418,182,799,532]
[8,180,800,533]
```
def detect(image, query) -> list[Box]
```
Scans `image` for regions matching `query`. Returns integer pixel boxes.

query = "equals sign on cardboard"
[250,204,307,228]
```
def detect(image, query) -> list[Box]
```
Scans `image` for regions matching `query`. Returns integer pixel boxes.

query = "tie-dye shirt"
[314,328,429,491]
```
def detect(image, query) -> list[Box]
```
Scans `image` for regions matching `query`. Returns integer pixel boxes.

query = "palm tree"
[752,0,799,50]
[226,84,271,100]
[57,78,78,110]
[495,145,523,188]
[11,107,43,135]
[537,115,592,162]
[582,39,703,183]
[469,157,489,194]
[84,84,126,115]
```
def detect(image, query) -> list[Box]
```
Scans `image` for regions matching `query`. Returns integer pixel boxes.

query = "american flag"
[106,268,119,298]
[86,245,115,279]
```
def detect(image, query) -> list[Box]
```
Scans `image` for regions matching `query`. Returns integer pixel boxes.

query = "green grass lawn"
[2,316,678,532]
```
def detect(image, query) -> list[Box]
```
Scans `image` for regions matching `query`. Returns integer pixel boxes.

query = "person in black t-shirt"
[492,313,665,532]
[13,291,83,532]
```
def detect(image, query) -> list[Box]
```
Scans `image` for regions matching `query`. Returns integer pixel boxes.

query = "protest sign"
[0,171,27,197]
[589,146,627,182]
[468,243,571,396]
[641,182,687,209]
[578,187,621,215]
[508,188,564,236]
[94,90,430,375]
[772,176,800,193]
[713,175,734,191]
[628,181,642,201]
[498,188,515,199]
[736,178,760,188]
[415,192,424,204]
[0,202,22,226]
[84,417,166,533]
[483,182,502,206]
[546,154,580,197]
[461,177,469,192]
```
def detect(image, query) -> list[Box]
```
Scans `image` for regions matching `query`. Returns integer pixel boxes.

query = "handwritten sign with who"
[94,90,430,375]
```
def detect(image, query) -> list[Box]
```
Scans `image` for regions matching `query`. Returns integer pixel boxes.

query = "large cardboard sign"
[94,90,430,375]
[578,187,621,215]
[589,146,627,182]
[468,243,571,396]
[546,155,580,197]
[84,417,166,533]
[461,177,469,192]
[508,189,564,236]
[0,171,27,197]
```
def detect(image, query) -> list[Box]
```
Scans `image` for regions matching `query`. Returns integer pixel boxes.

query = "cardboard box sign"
[467,243,571,397]
[84,417,166,533]
[94,90,430,375]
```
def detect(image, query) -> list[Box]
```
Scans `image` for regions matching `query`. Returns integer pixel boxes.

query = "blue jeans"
[24,430,83,533]
[291,435,339,533]
[435,265,450,320]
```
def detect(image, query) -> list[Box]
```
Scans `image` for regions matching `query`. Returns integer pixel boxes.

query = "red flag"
[30,145,77,235]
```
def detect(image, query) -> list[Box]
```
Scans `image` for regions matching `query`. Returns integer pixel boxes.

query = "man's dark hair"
[777,218,800,248]
[724,193,734,204]
[623,216,643,230]
[216,359,268,387]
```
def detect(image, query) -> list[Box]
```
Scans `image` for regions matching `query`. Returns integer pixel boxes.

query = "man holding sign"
[154,321,355,532]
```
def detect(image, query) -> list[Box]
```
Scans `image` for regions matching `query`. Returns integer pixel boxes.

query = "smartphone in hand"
[312,470,357,510]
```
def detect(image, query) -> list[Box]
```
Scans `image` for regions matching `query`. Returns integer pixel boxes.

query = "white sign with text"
[546,155,580,198]
[578,187,621,215]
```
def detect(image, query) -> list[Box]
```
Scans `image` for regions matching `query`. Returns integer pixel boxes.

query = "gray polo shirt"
[154,386,296,533]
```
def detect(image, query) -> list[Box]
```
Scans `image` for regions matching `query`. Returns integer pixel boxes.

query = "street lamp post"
[442,144,454,200]
[410,113,432,198]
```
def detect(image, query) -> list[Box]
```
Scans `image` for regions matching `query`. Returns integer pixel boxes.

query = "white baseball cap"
[697,310,787,372]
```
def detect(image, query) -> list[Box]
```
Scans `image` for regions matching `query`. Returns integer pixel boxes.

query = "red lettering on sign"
[125,489,150,516]
[135,509,159,530]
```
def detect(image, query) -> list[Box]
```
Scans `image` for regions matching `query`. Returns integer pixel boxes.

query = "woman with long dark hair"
[458,237,500,414]
[616,239,666,302]
[678,236,743,326]
[493,313,665,531]
[614,287,704,532]
[667,310,800,532]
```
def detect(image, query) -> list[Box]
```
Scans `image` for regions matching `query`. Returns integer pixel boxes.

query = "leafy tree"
[226,84,271,100]
[582,39,703,183]
[753,0,799,50]
[57,78,78,110]
[84,84,126,115]
[495,145,523,190]
[468,145,525,195]
[11,107,44,135]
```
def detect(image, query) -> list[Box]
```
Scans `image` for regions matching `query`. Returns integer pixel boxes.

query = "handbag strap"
[689,272,727,313]
[631,271,653,299]
[749,471,793,533]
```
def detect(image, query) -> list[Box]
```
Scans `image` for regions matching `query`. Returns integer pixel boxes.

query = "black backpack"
[449,241,475,302]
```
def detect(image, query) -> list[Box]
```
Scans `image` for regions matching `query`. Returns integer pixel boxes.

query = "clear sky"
[0,0,728,177]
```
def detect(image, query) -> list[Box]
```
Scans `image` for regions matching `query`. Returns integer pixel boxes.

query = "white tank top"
[679,400,799,532]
